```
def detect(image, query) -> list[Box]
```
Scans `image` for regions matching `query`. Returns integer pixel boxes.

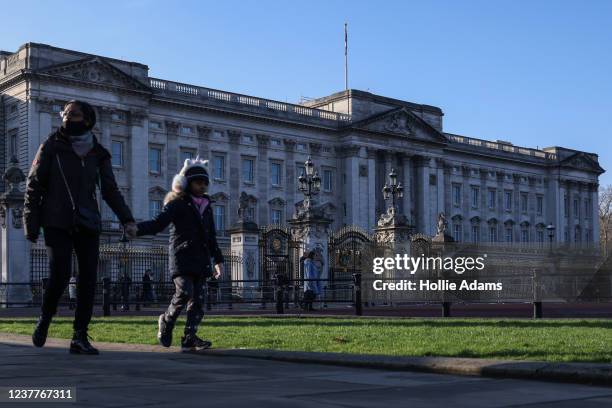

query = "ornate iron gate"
[259,225,302,282]
[328,226,373,282]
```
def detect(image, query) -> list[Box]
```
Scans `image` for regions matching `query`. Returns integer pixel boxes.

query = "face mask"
[63,120,88,136]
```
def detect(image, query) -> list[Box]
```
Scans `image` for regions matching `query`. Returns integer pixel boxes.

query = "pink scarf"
[190,195,209,215]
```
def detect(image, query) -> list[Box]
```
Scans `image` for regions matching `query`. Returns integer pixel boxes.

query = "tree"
[599,185,612,256]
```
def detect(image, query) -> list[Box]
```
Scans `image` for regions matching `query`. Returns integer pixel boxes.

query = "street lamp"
[382,168,403,213]
[298,156,321,210]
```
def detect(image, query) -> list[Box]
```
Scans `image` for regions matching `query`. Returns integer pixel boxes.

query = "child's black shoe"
[157,314,174,347]
[181,334,212,352]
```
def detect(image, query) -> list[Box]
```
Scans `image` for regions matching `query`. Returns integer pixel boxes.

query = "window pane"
[242,159,254,182]
[149,148,161,173]
[213,156,225,179]
[112,141,122,167]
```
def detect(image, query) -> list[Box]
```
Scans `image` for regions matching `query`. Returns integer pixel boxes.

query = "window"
[271,209,282,224]
[488,189,496,209]
[586,229,591,243]
[242,158,254,183]
[574,226,581,243]
[536,195,543,216]
[111,141,123,167]
[520,193,528,213]
[150,121,162,130]
[247,207,256,222]
[573,197,580,218]
[270,162,282,186]
[149,200,162,219]
[180,126,193,135]
[213,154,225,180]
[584,199,589,218]
[323,169,333,192]
[271,138,282,147]
[149,146,162,174]
[504,191,512,211]
[452,184,461,206]
[505,227,513,242]
[453,223,462,242]
[8,129,18,158]
[489,226,498,242]
[297,143,307,151]
[214,205,225,231]
[242,134,253,143]
[471,186,479,208]
[180,150,195,163]
[537,230,544,243]
[564,194,569,217]
[472,226,480,243]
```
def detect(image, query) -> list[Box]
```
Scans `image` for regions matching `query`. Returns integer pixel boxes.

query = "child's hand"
[214,263,223,279]
[125,222,138,238]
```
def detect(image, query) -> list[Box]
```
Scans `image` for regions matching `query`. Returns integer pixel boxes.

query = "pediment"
[352,107,448,144]
[37,57,150,92]
[560,152,605,174]
[148,186,167,196]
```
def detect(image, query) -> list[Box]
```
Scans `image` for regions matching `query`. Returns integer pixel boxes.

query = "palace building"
[0,42,604,247]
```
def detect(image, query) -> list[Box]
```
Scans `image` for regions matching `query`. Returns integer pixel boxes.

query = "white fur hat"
[172,155,210,193]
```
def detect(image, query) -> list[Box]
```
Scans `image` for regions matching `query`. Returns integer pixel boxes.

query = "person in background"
[142,269,154,306]
[303,249,321,311]
[68,275,77,310]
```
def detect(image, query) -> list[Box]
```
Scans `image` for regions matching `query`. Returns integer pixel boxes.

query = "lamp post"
[298,156,321,211]
[382,168,404,214]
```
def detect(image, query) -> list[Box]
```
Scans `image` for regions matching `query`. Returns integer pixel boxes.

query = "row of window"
[452,184,546,214]
[146,201,284,229]
[111,141,334,190]
[452,224,592,243]
[564,194,594,219]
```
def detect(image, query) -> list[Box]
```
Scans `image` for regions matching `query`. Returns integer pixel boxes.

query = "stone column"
[165,120,179,196]
[129,110,148,221]
[283,138,297,216]
[0,158,31,306]
[414,155,431,235]
[228,130,241,227]
[591,183,599,245]
[196,125,211,161]
[366,147,377,231]
[289,212,332,281]
[256,134,270,224]
[228,199,260,295]
[343,145,362,226]
[400,153,413,226]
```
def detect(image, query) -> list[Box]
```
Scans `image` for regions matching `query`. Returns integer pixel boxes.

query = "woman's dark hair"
[64,100,96,130]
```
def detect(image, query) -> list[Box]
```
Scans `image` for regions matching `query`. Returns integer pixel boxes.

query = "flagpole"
[344,22,348,91]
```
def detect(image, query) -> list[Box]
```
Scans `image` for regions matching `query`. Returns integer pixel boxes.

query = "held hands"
[125,222,138,239]
[214,263,224,279]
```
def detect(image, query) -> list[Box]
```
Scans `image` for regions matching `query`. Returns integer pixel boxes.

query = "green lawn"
[0,316,610,363]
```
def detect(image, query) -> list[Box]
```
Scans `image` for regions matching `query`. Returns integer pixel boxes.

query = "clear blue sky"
[2,0,611,185]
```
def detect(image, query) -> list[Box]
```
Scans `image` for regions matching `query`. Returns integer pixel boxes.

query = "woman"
[24,100,137,355]
[303,249,321,311]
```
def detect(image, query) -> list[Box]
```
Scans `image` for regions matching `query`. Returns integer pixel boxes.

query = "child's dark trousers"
[163,275,205,335]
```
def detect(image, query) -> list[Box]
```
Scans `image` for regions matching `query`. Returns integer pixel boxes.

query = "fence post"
[442,301,451,317]
[274,274,284,314]
[352,273,362,316]
[102,277,111,316]
[533,267,542,319]
[41,278,49,305]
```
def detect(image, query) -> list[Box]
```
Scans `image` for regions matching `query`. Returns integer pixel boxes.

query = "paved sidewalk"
[0,334,611,407]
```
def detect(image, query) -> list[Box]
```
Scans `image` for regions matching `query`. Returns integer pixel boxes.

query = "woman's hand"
[214,263,224,279]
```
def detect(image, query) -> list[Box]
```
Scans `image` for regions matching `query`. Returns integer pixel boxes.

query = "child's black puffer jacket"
[136,192,224,278]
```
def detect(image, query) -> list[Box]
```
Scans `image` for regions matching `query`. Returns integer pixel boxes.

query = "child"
[130,157,224,351]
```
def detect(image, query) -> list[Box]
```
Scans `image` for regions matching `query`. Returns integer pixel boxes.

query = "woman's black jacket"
[136,193,224,279]
[23,130,135,240]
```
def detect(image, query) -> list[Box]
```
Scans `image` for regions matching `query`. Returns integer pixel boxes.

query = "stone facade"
[0,42,604,247]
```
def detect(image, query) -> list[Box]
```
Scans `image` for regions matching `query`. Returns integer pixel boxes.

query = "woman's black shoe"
[32,315,51,347]
[69,330,99,355]
[157,314,174,347]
